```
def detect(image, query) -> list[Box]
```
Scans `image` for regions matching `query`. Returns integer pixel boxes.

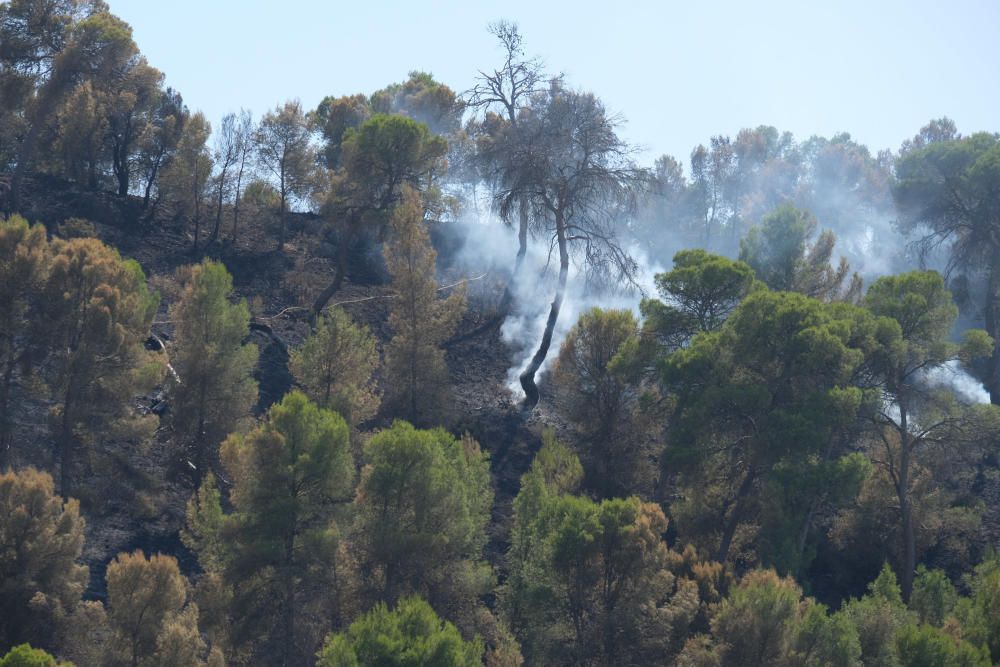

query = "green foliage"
[695,569,861,667]
[0,644,62,667]
[169,260,258,474]
[290,307,379,429]
[896,623,991,667]
[910,566,959,627]
[739,203,859,301]
[312,93,371,168]
[840,564,911,667]
[506,439,708,665]
[354,420,492,617]
[370,71,464,136]
[955,553,1000,661]
[646,249,757,342]
[663,289,874,564]
[862,270,998,600]
[180,472,227,574]
[220,390,355,665]
[552,307,652,496]
[341,114,448,206]
[0,467,87,650]
[317,597,482,667]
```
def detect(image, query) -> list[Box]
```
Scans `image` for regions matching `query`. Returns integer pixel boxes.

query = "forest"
[2,1,1000,665]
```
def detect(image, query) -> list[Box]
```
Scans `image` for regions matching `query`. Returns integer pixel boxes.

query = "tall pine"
[382,188,463,424]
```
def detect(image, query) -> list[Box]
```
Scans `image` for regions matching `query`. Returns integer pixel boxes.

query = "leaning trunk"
[519,213,568,411]
[311,221,353,318]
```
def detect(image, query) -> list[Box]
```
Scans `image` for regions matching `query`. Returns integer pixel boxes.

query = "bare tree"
[494,83,646,410]
[208,112,239,244]
[230,109,254,242]
[465,21,550,324]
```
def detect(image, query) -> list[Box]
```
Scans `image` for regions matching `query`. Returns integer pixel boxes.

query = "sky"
[109,0,1000,166]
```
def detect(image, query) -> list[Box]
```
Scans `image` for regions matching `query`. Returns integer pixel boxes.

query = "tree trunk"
[114,138,130,197]
[232,160,246,242]
[519,212,568,411]
[898,408,916,602]
[716,466,755,564]
[142,150,164,210]
[311,223,353,319]
[277,180,286,251]
[209,165,228,244]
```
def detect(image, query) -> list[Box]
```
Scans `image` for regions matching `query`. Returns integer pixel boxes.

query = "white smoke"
[452,209,662,396]
[920,359,991,405]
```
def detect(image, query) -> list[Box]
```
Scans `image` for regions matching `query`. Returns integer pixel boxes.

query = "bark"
[898,406,916,602]
[311,222,353,318]
[141,149,164,210]
[209,162,229,245]
[113,129,131,197]
[716,466,756,564]
[519,212,568,411]
[232,159,247,242]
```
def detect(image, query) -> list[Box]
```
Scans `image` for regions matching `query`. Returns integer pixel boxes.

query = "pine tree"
[289,307,379,429]
[505,439,711,666]
[42,236,161,496]
[220,390,355,666]
[169,260,258,478]
[317,597,483,667]
[0,467,87,650]
[0,215,49,455]
[382,188,464,424]
[551,307,654,497]
[105,550,211,667]
[0,644,65,667]
[353,421,492,624]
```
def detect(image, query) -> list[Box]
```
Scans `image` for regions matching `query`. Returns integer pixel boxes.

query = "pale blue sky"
[110,0,999,166]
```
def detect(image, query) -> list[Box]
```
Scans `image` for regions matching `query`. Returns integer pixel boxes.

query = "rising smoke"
[446,127,988,405]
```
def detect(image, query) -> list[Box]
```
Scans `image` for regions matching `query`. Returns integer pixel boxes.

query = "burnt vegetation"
[2,4,1000,666]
